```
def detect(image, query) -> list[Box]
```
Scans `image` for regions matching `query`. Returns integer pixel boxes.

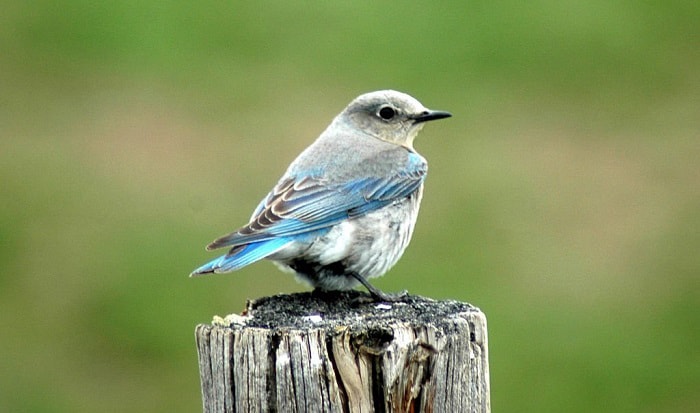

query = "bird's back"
[285,122,424,184]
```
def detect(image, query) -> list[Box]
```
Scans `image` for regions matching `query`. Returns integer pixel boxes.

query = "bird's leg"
[349,272,408,302]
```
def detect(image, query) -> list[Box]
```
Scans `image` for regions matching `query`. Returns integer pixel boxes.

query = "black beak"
[412,109,452,124]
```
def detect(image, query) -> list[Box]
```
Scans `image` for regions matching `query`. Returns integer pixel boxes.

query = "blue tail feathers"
[190,238,291,276]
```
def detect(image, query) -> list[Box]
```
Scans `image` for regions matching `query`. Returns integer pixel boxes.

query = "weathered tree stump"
[195,291,490,413]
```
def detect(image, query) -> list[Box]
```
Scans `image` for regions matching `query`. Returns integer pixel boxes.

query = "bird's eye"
[378,106,396,120]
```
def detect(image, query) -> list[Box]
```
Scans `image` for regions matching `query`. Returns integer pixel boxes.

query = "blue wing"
[206,152,427,250]
[191,151,426,275]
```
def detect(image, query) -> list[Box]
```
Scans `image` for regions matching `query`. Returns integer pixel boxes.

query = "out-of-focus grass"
[1,1,698,412]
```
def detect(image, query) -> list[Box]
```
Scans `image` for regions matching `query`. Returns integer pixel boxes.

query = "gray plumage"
[192,90,451,300]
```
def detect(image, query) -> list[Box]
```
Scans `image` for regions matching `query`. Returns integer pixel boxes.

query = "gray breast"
[270,185,424,290]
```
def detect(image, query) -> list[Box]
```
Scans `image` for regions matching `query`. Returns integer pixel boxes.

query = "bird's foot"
[370,289,408,303]
[349,272,408,303]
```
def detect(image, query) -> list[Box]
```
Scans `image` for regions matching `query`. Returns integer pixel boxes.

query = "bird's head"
[338,90,451,148]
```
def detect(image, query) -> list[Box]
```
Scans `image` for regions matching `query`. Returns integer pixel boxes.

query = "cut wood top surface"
[208,291,482,338]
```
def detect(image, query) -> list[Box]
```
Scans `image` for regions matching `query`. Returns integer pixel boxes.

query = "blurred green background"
[1,1,698,412]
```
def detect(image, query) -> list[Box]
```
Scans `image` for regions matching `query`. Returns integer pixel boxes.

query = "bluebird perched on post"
[191,90,451,301]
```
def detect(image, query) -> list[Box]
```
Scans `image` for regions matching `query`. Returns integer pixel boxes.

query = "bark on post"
[195,291,490,413]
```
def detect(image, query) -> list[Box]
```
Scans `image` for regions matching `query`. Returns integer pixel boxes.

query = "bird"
[191,90,451,301]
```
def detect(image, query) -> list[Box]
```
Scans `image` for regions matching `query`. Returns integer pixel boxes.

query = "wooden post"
[195,291,490,413]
